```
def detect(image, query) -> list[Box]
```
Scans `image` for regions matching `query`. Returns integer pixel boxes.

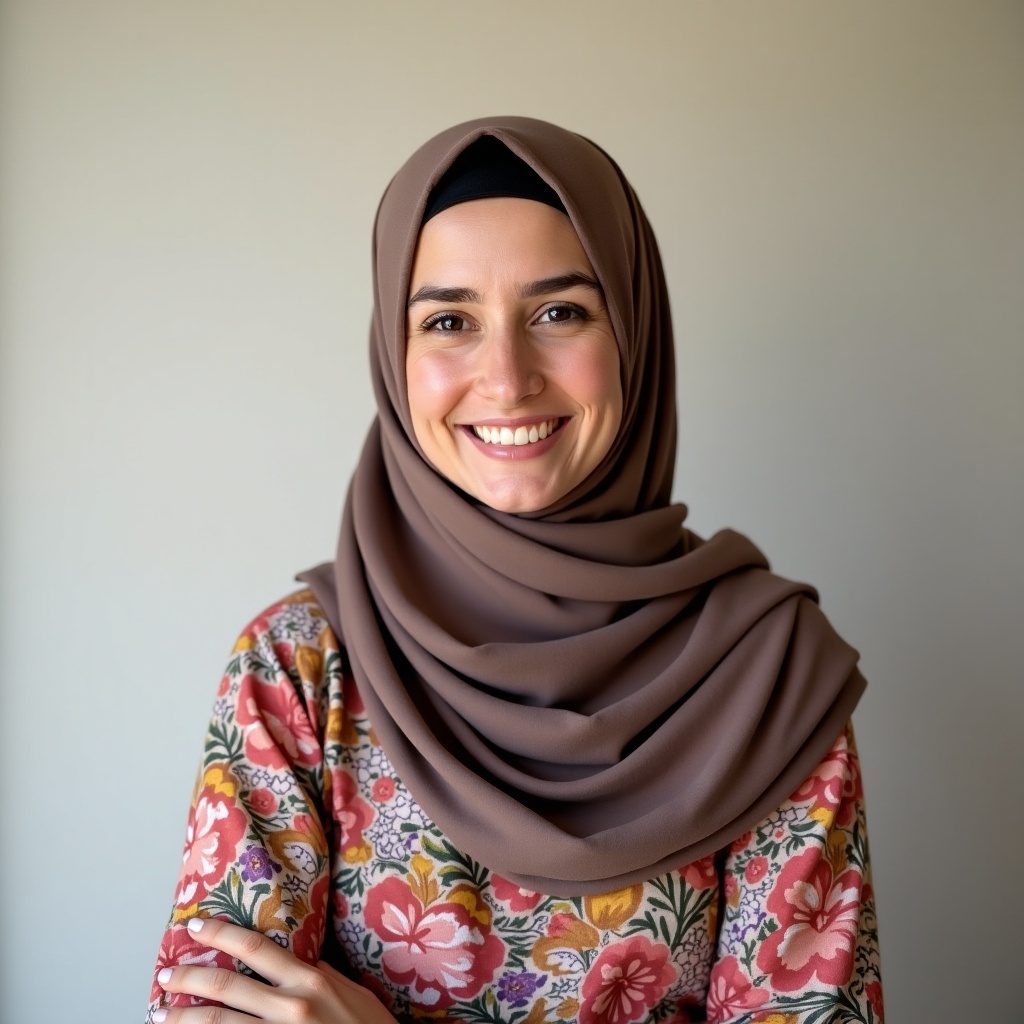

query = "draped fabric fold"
[299,116,865,895]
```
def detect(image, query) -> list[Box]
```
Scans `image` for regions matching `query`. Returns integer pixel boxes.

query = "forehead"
[410,197,594,286]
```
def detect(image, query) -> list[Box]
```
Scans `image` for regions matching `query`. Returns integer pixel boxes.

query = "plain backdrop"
[1,3,1021,1022]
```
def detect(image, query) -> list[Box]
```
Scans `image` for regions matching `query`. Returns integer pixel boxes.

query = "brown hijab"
[300,116,865,895]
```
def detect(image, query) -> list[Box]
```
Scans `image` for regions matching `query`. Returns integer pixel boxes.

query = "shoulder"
[232,589,340,658]
[221,589,347,702]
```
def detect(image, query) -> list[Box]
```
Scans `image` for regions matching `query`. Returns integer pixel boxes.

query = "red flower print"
[579,935,676,1024]
[757,848,862,991]
[744,856,769,885]
[291,875,329,965]
[150,923,234,1009]
[866,979,884,1020]
[175,777,247,907]
[343,673,365,714]
[235,673,322,770]
[790,735,860,828]
[705,955,769,1022]
[372,777,396,802]
[723,872,739,908]
[680,856,717,891]
[333,890,349,921]
[329,767,375,853]
[248,788,277,816]
[364,876,505,1010]
[490,873,543,912]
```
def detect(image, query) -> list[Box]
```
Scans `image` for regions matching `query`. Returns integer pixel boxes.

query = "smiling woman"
[406,196,622,513]
[147,117,882,1024]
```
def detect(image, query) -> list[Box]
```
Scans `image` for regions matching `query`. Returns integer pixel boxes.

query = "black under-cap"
[422,135,567,223]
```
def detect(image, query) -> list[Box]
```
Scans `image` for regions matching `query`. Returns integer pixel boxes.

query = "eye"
[422,312,470,332]
[536,303,589,325]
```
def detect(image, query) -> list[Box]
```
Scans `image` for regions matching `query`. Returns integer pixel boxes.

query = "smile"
[471,418,561,446]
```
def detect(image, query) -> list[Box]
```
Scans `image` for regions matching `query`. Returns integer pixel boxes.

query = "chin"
[470,478,563,515]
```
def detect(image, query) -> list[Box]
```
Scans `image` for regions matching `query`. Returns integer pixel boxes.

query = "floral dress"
[148,591,883,1024]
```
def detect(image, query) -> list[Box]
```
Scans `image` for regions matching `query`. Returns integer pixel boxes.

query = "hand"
[154,917,399,1024]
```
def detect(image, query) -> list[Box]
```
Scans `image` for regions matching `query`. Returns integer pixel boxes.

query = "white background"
[1,3,1021,1022]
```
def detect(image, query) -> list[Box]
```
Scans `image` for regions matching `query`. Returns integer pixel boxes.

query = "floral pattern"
[148,593,884,1023]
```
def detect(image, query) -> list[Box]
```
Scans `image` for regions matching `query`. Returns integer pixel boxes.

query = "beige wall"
[1,2,1021,1021]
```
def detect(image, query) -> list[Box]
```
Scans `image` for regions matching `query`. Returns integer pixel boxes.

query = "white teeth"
[472,419,559,446]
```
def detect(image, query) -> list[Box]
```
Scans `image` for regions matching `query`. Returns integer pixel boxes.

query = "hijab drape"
[300,116,865,895]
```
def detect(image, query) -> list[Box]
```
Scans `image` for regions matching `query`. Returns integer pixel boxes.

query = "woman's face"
[405,197,622,514]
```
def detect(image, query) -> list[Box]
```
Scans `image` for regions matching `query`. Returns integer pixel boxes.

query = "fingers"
[156,961,285,1020]
[181,917,310,988]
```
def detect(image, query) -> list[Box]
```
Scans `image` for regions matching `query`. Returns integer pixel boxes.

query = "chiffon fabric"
[300,116,866,895]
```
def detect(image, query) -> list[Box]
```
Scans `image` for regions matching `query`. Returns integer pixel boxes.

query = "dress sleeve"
[705,723,884,1024]
[145,594,340,1023]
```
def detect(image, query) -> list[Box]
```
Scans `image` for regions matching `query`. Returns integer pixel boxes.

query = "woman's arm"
[706,723,884,1023]
[146,594,344,1023]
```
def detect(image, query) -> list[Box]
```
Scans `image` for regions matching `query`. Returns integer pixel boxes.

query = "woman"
[148,117,882,1023]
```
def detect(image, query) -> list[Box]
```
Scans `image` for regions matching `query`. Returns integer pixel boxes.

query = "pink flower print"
[364,877,504,1010]
[579,935,676,1024]
[757,847,862,990]
[235,673,322,770]
[248,788,277,816]
[372,776,396,802]
[744,856,769,885]
[175,778,246,907]
[329,767,375,854]
[291,875,330,966]
[680,855,717,891]
[150,924,234,1010]
[866,979,885,1020]
[705,955,769,1022]
[490,873,543,912]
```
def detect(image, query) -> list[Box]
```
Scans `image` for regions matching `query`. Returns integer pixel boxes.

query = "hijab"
[300,116,865,895]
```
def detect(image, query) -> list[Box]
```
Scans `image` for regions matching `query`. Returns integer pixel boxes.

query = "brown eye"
[427,314,467,332]
[537,304,587,325]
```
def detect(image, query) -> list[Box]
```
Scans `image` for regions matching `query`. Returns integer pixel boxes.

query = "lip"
[459,417,567,460]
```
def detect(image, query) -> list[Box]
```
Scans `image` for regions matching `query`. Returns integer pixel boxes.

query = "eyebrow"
[407,271,603,309]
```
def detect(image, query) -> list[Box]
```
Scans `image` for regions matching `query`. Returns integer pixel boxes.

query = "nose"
[474,327,543,407]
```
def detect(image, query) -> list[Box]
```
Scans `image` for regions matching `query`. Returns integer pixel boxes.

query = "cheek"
[406,354,464,431]
[552,340,622,426]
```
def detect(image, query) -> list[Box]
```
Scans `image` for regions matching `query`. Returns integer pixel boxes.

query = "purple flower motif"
[239,845,281,883]
[497,970,545,1007]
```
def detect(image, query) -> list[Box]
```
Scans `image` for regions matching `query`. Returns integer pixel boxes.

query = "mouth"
[469,417,563,447]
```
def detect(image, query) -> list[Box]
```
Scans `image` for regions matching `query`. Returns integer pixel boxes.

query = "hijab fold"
[300,116,864,895]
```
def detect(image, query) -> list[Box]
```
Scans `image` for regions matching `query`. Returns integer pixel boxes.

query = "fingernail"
[186,917,204,933]
[152,1011,168,1023]
[157,968,172,984]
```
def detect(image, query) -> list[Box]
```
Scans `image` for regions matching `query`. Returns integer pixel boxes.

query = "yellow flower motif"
[172,904,200,924]
[826,828,849,875]
[447,884,491,926]
[406,854,439,906]
[532,914,600,975]
[295,645,323,686]
[584,884,643,930]
[232,634,253,652]
[758,1015,799,1024]
[809,805,835,829]
[343,840,373,864]
[203,764,237,798]
[523,998,551,1024]
[325,707,344,742]
[556,997,580,1019]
